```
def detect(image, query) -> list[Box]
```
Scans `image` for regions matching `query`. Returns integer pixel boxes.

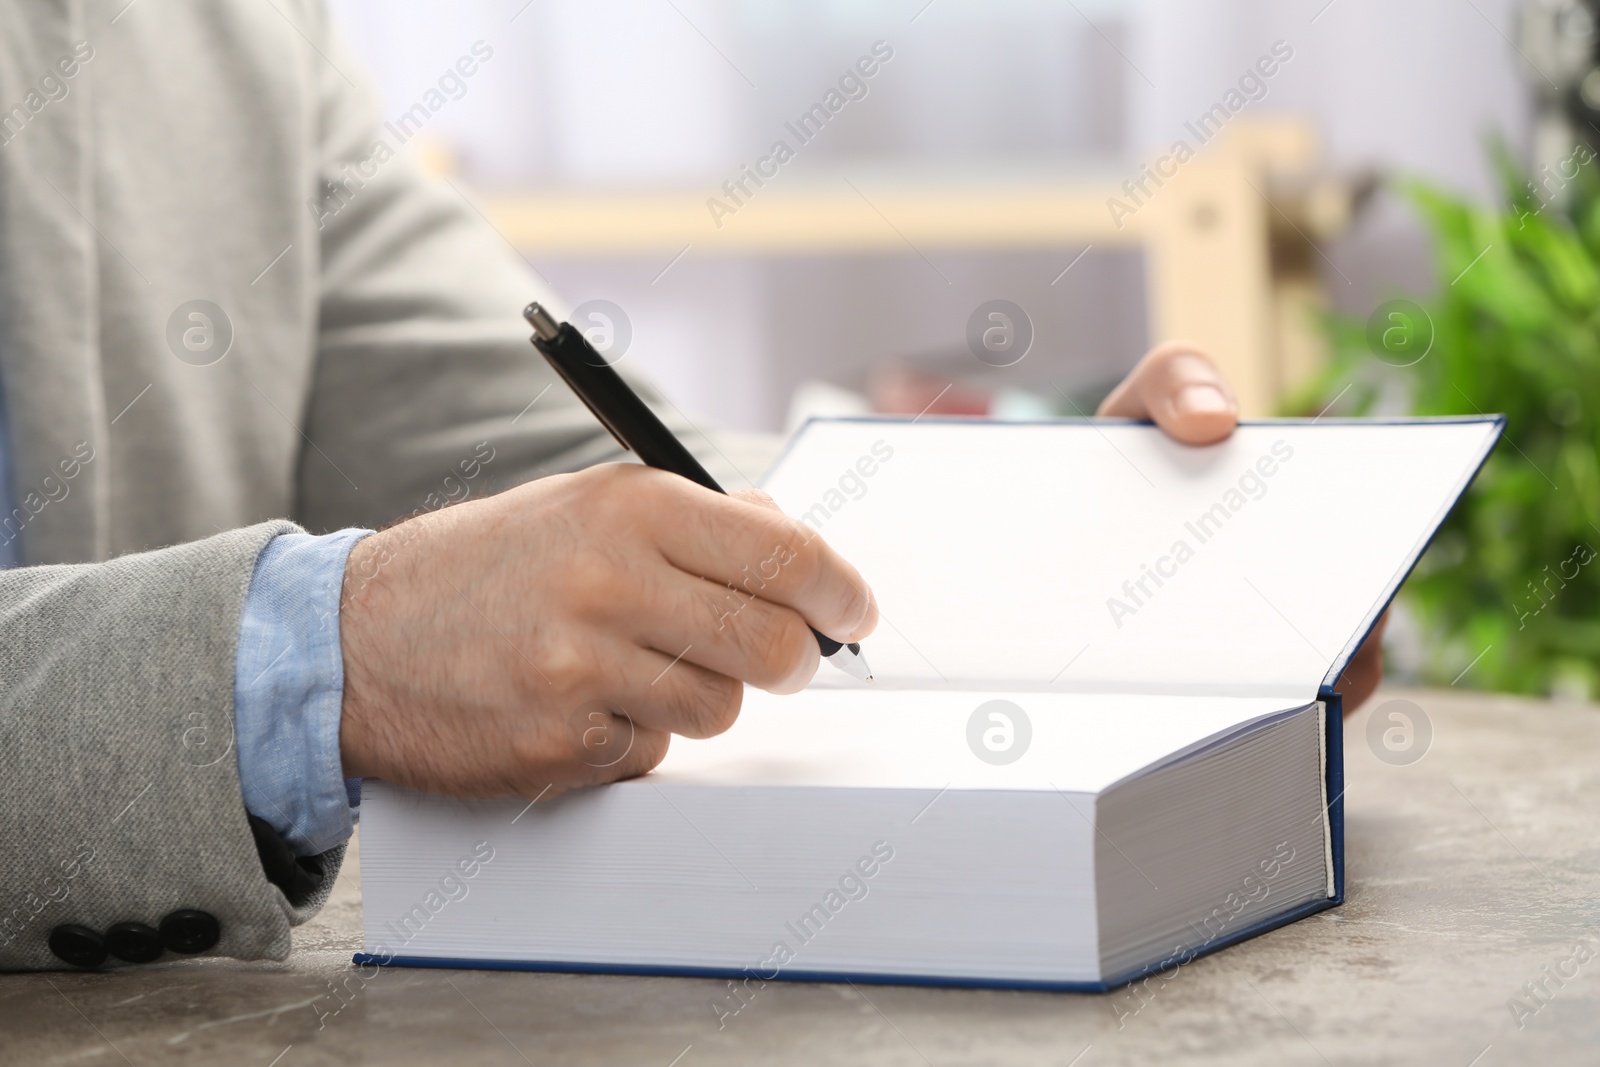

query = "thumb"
[1097,341,1239,445]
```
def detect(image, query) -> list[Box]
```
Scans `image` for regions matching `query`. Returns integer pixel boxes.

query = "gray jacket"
[0,0,777,970]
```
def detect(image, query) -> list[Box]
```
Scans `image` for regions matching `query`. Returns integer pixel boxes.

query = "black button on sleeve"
[158,910,220,954]
[246,814,327,907]
[105,921,164,964]
[48,925,107,969]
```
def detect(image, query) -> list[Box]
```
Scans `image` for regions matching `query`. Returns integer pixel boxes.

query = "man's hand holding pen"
[336,463,879,801]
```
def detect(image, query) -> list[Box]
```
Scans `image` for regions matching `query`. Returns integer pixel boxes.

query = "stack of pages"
[359,416,1500,989]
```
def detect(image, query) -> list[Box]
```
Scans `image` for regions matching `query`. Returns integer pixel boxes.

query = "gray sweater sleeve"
[0,522,336,970]
[0,6,785,975]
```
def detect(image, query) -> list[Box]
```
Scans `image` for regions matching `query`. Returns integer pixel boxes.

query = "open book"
[357,416,1500,990]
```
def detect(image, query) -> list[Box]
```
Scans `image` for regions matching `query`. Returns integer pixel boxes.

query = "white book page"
[652,688,1303,795]
[763,418,1498,697]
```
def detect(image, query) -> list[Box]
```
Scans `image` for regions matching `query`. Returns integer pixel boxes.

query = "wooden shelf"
[479,119,1344,415]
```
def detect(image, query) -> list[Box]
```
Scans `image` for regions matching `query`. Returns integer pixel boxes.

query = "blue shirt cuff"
[235,528,372,857]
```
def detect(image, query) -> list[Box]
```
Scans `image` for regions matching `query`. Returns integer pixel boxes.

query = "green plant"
[1306,146,1600,697]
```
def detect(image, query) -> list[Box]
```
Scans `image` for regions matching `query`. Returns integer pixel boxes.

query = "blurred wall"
[329,0,1533,431]
[1127,0,1533,313]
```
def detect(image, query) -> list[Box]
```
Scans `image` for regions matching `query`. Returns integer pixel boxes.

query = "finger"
[504,705,672,799]
[546,715,673,794]
[1096,341,1239,445]
[725,487,878,650]
[650,478,878,643]
[597,642,753,739]
[600,723,671,783]
[1334,610,1388,714]
[622,569,820,694]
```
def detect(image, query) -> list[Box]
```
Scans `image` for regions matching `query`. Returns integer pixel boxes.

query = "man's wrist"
[337,525,403,783]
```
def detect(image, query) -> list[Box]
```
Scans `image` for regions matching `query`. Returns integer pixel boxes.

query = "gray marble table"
[5,687,1599,1066]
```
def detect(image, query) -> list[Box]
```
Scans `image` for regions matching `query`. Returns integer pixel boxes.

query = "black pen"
[523,302,874,684]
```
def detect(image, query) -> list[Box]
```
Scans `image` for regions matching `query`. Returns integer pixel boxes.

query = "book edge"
[352,892,1343,995]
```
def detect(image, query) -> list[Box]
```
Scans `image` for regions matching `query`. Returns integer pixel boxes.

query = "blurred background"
[330,0,1600,699]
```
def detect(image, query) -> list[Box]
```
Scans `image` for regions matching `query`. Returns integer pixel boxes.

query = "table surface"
[6,687,1599,1066]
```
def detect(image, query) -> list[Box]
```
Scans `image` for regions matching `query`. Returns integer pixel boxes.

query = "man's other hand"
[337,465,877,800]
[1095,340,1240,443]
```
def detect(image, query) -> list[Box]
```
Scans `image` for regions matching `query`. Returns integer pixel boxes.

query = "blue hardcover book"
[357,416,1500,991]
